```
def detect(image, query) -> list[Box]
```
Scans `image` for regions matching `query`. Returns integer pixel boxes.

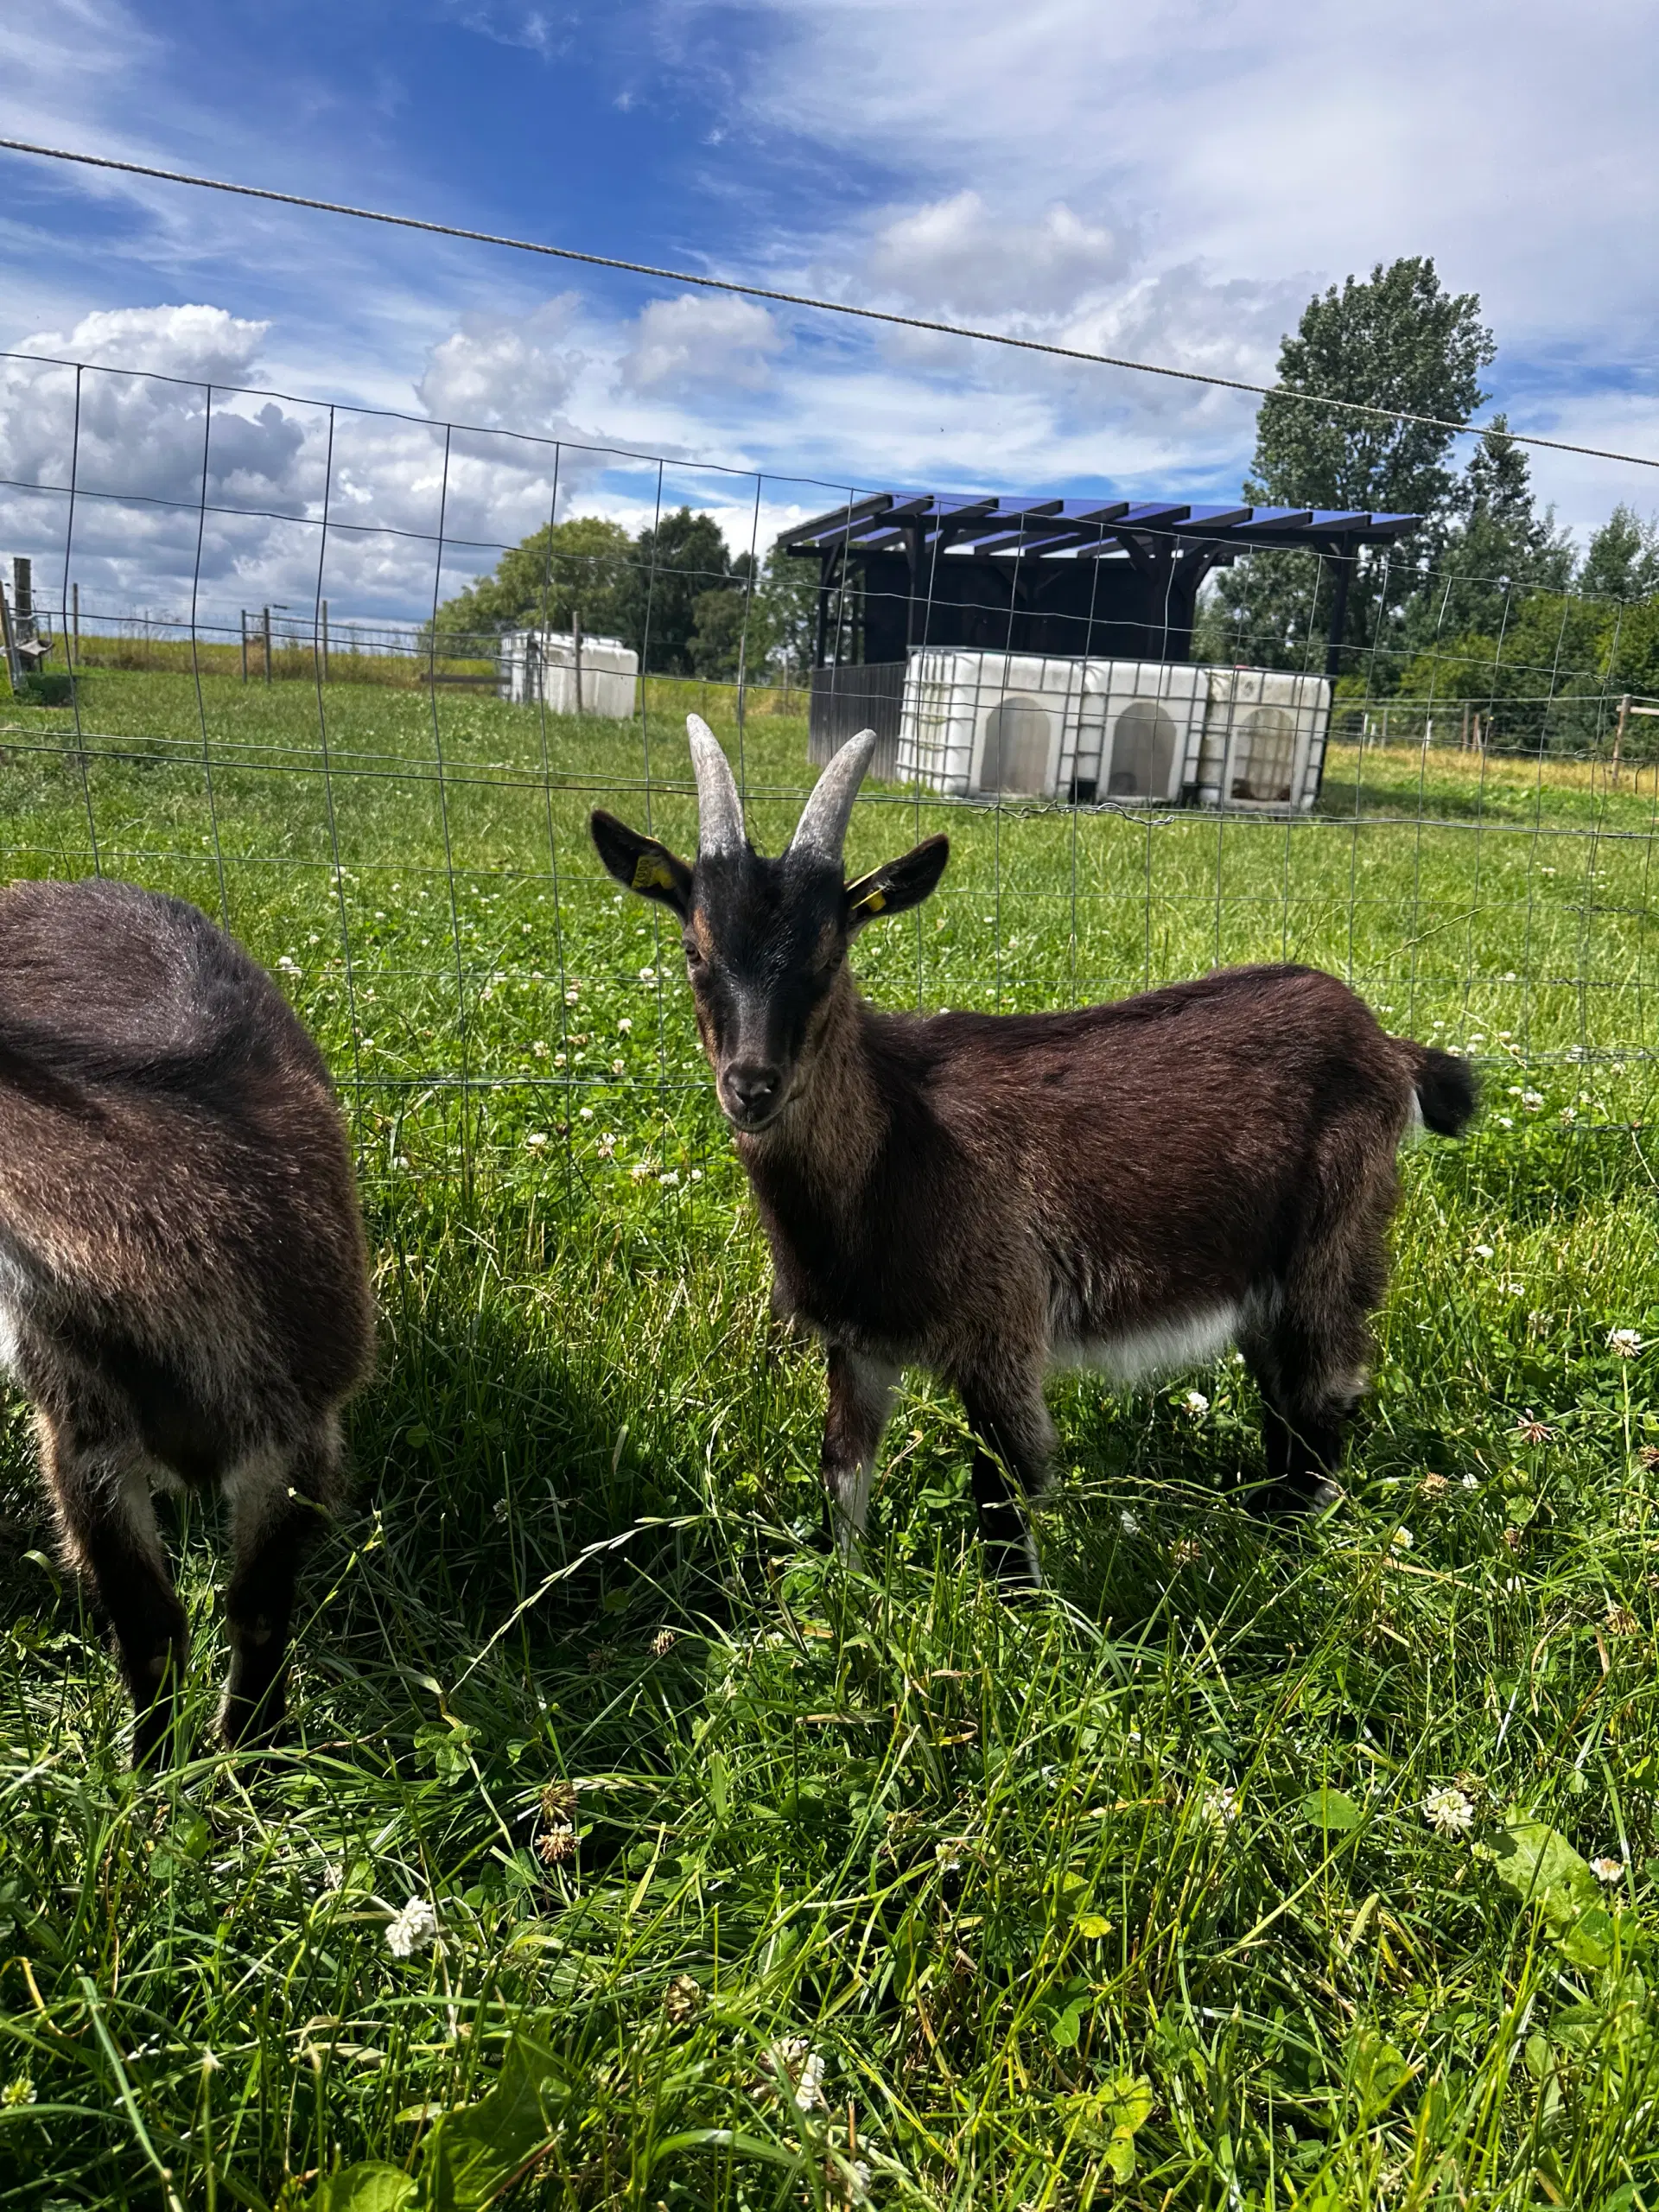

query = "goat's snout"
[721,1059,785,1128]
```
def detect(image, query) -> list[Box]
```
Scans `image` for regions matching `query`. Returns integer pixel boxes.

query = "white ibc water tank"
[1196,667,1330,810]
[1065,660,1209,804]
[895,649,1325,808]
[896,650,1089,797]
[499,631,639,718]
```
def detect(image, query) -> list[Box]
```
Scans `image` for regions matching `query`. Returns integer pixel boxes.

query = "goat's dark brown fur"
[0,878,373,1760]
[593,720,1477,1588]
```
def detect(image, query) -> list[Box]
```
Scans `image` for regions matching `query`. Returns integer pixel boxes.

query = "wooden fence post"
[1613,693,1630,788]
[71,582,79,665]
[240,610,248,683]
[321,600,329,685]
[572,607,582,716]
[263,605,272,685]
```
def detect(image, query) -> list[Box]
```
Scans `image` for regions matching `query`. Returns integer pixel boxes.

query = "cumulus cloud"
[416,296,587,431]
[620,294,785,394]
[863,191,1129,321]
[15,303,270,387]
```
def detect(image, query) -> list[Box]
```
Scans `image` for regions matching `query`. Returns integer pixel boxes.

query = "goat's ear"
[844,834,950,932]
[590,809,692,916]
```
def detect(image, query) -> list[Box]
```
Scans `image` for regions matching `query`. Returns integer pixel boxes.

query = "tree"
[616,507,734,675]
[1578,504,1659,603]
[1397,416,1573,651]
[431,516,632,644]
[1206,257,1497,673]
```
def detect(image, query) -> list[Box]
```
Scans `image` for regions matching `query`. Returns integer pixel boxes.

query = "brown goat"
[592,719,1476,1589]
[0,878,373,1760]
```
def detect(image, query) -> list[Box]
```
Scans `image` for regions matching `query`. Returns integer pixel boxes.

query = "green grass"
[0,670,1657,2208]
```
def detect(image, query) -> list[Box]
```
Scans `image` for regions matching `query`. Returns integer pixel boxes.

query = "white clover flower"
[565,986,581,1005]
[1521,1090,1544,1111]
[1184,1389,1210,1416]
[1497,1115,1514,1128]
[531,1039,549,1058]
[618,1017,632,1034]
[639,965,657,983]
[1421,1786,1474,1836]
[554,1052,567,1068]
[1461,1472,1479,1491]
[690,1167,703,1182]
[385,1897,439,1957]
[1201,1784,1238,1829]
[525,1131,547,1148]
[1391,1526,1414,1551]
[577,1105,594,1121]
[1474,1243,1495,1258]
[659,1169,681,1186]
[1119,1509,1141,1536]
[630,1163,652,1182]
[611,1058,626,1075]
[1592,1855,1626,1883]
[1609,1329,1644,1357]
[763,2037,828,2112]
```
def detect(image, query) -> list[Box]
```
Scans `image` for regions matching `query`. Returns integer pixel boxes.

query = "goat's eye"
[682,940,704,971]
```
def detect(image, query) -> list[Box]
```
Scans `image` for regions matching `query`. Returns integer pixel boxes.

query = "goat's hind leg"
[820,1346,897,1567]
[956,1365,1052,1594]
[38,1409,187,1767]
[220,1424,342,1749]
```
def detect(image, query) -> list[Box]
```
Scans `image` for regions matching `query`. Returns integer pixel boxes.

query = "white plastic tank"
[1196,667,1330,810]
[499,631,639,718]
[894,649,1326,808]
[896,650,1090,798]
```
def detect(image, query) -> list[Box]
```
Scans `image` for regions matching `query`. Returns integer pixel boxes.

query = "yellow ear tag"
[632,852,678,894]
[851,885,887,916]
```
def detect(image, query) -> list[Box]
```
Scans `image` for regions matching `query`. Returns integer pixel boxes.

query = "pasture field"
[0,668,1656,2209]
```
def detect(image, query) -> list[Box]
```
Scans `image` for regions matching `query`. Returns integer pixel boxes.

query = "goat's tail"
[1397,1040,1479,1137]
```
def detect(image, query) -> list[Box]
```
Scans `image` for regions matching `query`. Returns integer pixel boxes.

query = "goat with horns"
[592,720,1476,1589]
[0,879,373,1761]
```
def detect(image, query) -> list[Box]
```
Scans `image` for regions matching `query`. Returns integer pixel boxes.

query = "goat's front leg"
[820,1345,897,1565]
[220,1423,342,1749]
[956,1363,1053,1593]
[38,1408,188,1767]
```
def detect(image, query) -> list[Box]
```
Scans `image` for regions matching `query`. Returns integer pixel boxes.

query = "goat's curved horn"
[788,728,877,864]
[687,714,746,856]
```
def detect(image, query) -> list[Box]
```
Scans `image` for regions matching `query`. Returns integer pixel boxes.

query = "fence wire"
[0,351,1656,1216]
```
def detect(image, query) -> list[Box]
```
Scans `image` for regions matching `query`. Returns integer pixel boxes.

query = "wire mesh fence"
[0,346,1656,1221]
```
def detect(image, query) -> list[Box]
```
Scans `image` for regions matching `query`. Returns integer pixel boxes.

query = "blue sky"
[3,0,1657,624]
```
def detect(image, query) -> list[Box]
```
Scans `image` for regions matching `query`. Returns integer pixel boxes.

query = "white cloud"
[621,294,785,394]
[863,191,1128,321]
[16,303,270,386]
[416,296,586,429]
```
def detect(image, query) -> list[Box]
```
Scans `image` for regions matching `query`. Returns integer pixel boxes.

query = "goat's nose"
[724,1061,783,1118]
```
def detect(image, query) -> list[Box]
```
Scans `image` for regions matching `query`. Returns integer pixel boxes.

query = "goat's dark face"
[679,848,849,1129]
[591,750,949,1134]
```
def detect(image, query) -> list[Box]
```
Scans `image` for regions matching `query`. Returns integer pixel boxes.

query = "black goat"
[592,720,1476,1587]
[0,879,373,1759]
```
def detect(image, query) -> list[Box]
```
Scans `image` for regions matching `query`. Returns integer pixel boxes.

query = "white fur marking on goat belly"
[1057,1304,1241,1385]
[0,1294,22,1386]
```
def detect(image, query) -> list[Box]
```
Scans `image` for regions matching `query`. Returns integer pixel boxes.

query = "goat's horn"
[687,714,746,857]
[789,728,877,864]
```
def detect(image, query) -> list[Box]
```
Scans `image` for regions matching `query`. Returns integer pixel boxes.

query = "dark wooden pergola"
[777,493,1421,756]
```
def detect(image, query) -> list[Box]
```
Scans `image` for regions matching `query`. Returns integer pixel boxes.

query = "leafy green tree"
[1578,504,1659,603]
[616,507,734,675]
[754,541,820,675]
[687,583,753,679]
[431,516,632,644]
[1206,257,1496,673]
[1398,416,1573,650]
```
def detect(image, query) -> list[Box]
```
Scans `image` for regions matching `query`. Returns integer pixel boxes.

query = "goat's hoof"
[1257,1477,1344,1522]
